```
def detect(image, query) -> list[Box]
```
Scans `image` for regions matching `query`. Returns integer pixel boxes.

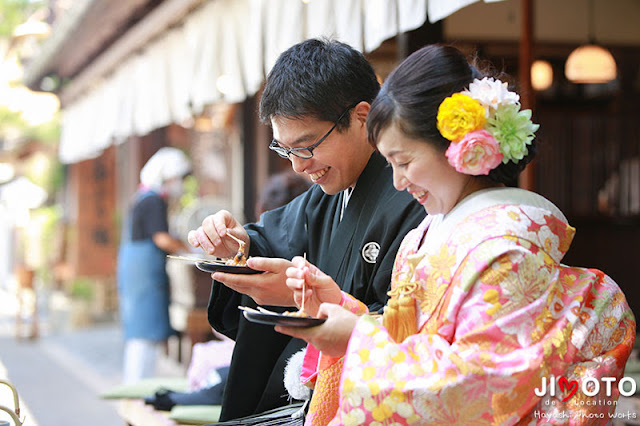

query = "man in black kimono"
[188,38,426,421]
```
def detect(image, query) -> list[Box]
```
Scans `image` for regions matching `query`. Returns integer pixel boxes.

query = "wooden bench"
[118,399,179,426]
[117,398,222,425]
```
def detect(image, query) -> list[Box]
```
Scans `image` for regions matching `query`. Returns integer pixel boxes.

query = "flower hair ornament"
[437,77,540,176]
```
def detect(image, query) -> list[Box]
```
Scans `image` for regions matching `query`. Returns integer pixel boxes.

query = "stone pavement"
[0,286,184,426]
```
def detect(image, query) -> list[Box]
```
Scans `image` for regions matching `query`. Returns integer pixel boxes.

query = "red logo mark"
[558,376,578,401]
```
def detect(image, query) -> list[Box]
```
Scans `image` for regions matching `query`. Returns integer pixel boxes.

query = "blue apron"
[117,191,175,341]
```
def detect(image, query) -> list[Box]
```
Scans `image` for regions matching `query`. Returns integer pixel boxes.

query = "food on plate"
[282,310,310,318]
[225,232,247,266]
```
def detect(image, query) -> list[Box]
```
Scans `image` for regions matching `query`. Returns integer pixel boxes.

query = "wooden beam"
[518,0,535,191]
[59,0,205,106]
[55,0,154,78]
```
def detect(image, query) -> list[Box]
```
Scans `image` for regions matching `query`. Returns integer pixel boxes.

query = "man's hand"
[213,257,295,306]
[187,210,249,258]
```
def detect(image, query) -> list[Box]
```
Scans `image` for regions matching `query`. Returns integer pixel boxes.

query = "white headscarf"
[139,147,191,192]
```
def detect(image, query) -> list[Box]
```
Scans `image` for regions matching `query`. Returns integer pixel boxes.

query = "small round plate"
[195,261,260,275]
[242,311,326,327]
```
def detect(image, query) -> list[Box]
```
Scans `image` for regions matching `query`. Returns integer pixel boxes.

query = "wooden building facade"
[23,0,640,321]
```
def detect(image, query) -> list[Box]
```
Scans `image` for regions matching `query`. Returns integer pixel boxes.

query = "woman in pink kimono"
[277,44,635,425]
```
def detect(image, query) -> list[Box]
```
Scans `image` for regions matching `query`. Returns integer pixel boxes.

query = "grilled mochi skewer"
[225,232,247,266]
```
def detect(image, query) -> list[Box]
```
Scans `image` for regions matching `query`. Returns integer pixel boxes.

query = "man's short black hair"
[259,38,380,130]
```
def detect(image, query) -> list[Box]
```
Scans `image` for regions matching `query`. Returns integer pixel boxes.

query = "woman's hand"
[275,303,359,358]
[187,210,249,258]
[285,256,342,317]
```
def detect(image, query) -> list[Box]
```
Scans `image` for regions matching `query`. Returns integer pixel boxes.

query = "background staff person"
[118,147,192,384]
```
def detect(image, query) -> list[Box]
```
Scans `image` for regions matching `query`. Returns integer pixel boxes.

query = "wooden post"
[518,0,535,191]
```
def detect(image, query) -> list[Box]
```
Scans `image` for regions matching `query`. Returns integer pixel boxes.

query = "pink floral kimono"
[303,188,635,425]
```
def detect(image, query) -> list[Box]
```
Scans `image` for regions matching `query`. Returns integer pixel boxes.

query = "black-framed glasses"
[269,102,359,160]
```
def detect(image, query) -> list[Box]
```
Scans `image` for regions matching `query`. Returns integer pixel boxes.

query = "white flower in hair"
[462,77,520,117]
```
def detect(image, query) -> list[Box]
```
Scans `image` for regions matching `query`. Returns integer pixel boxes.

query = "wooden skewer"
[256,306,281,315]
[166,254,225,264]
[240,305,283,316]
[226,231,245,247]
[301,253,307,314]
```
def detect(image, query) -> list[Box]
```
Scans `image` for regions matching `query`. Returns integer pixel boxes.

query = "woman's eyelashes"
[385,158,410,169]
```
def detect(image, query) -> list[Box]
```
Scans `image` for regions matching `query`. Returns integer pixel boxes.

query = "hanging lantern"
[531,60,553,91]
[565,44,617,84]
[565,0,617,84]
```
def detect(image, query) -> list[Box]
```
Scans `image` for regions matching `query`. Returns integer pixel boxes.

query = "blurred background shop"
[1,0,639,366]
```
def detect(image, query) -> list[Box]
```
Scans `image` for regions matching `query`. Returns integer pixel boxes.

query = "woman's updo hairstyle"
[367,44,537,186]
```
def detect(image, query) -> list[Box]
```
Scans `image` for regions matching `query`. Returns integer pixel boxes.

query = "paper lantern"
[565,44,617,84]
[531,60,553,91]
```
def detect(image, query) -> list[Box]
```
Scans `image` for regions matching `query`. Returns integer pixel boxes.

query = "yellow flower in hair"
[437,93,486,142]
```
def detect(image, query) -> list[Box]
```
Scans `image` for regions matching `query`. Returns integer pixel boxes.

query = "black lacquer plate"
[242,310,326,327]
[195,261,260,275]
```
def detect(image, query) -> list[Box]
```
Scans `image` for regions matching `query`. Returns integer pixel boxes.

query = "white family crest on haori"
[361,241,380,263]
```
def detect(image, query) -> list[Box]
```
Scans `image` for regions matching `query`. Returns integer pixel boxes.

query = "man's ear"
[353,101,371,126]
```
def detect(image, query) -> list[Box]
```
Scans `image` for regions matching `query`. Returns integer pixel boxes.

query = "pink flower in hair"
[445,129,503,176]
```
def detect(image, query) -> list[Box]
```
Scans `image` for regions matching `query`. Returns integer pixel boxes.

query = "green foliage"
[0,104,63,194]
[24,111,61,144]
[23,149,64,194]
[48,159,65,193]
[0,104,27,129]
[0,105,61,145]
[179,174,199,209]
[0,0,32,38]
[29,205,62,284]
[31,204,62,255]
[69,276,95,301]
[0,1,59,145]
[0,0,46,38]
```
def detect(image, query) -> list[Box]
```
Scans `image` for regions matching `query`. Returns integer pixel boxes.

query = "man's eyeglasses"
[269,102,359,160]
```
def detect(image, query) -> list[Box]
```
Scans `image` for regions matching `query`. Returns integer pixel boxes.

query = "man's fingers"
[246,257,289,273]
[187,229,201,247]
[202,216,224,247]
[212,271,257,292]
[195,229,216,254]
[188,210,245,254]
